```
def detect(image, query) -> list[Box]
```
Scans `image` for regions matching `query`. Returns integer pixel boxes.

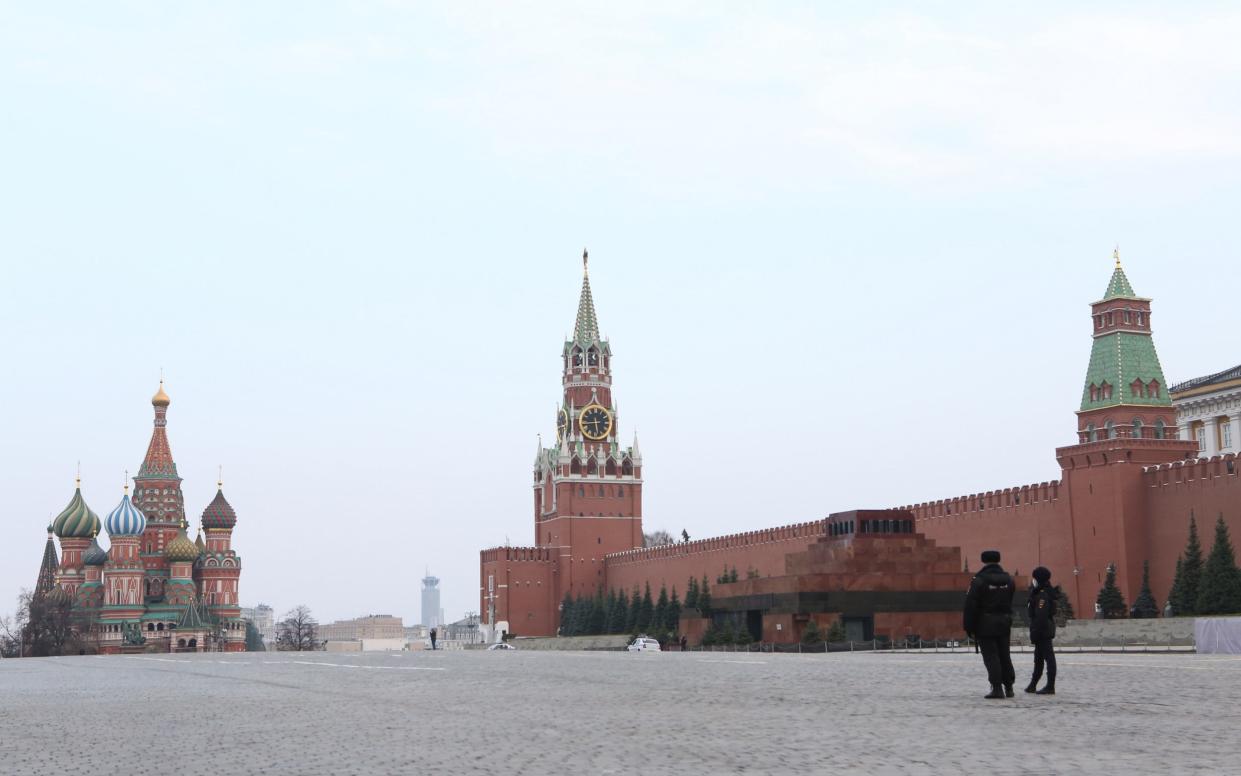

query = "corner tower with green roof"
[1076,250,1176,443]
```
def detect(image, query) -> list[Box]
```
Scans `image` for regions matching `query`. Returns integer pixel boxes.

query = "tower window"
[1105,420,1116,439]
[1087,423,1096,442]
[1095,315,1103,329]
[1148,380,1160,398]
[1132,418,1143,438]
[1106,312,1113,326]
[1137,312,1145,326]
[1124,310,1131,324]
[1154,419,1166,439]
[1089,383,1098,402]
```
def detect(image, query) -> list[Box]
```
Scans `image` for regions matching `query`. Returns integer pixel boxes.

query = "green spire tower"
[1076,249,1175,443]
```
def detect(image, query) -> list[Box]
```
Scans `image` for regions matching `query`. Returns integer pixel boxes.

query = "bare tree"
[276,605,319,651]
[644,529,675,547]
[21,589,83,657]
[0,614,21,658]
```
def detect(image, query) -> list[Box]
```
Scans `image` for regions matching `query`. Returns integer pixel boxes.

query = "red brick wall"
[603,520,827,597]
[479,547,557,637]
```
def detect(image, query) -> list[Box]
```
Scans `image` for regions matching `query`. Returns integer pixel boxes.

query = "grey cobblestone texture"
[1,650,1237,774]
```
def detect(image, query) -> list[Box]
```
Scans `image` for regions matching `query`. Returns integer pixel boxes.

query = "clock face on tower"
[557,408,569,441]
[579,404,613,440]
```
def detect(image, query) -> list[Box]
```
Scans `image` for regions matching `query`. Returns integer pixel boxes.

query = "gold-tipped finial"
[152,377,171,407]
[123,468,129,493]
[1113,245,1121,268]
[76,461,81,489]
[217,465,223,490]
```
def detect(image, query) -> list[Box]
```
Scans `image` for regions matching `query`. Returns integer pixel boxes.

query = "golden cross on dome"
[218,464,223,489]
[1113,245,1121,268]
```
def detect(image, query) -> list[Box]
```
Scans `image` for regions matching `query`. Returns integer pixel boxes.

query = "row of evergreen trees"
[559,575,725,638]
[1168,514,1241,616]
[559,582,683,638]
[1094,514,1241,619]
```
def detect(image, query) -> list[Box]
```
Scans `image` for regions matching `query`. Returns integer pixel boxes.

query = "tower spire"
[573,249,600,343]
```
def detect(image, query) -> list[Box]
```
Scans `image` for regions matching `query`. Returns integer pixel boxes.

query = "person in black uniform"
[963,549,1017,699]
[1024,566,1057,695]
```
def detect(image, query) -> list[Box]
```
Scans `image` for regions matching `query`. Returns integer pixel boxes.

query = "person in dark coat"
[963,549,1017,699]
[1024,566,1057,695]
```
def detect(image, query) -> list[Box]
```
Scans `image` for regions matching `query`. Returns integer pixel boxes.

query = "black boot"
[1024,681,1039,694]
[984,685,1005,699]
[1004,684,1014,698]
[1036,680,1055,695]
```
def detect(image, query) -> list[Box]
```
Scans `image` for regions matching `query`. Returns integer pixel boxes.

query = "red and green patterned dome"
[201,488,237,530]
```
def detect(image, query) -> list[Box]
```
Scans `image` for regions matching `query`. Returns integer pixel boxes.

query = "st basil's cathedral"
[34,382,245,653]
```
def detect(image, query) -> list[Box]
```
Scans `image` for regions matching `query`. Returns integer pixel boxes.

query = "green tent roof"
[1080,331,1170,411]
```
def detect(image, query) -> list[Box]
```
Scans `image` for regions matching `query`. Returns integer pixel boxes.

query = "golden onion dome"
[152,380,171,407]
[165,524,198,563]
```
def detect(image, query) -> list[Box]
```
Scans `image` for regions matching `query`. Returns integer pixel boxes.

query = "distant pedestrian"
[963,549,1017,699]
[680,635,688,652]
[430,627,437,650]
[1024,566,1057,695]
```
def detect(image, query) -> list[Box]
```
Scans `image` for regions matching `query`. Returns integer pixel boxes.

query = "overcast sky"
[2,3,1238,626]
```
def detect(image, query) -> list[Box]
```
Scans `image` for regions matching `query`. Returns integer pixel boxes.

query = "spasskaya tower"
[534,250,644,599]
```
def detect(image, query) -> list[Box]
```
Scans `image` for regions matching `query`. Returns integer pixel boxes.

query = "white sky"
[2,3,1238,625]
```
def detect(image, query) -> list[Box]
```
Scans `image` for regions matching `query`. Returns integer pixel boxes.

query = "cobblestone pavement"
[2,649,1238,775]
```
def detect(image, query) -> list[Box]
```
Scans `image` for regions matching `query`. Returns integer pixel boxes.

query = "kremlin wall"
[480,251,1239,644]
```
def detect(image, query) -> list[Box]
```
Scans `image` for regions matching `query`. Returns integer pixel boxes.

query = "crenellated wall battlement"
[1143,453,1238,487]
[480,546,556,564]
[897,479,1062,522]
[604,519,827,565]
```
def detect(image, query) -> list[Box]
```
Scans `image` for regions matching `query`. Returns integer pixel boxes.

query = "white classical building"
[1172,364,1241,457]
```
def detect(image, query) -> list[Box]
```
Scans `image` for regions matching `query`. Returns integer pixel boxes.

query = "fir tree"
[667,587,682,634]
[604,589,618,632]
[826,619,846,642]
[729,566,739,583]
[1167,557,1186,617]
[589,588,607,634]
[1132,560,1160,619]
[698,576,712,616]
[611,589,630,634]
[1172,515,1205,616]
[654,585,669,632]
[1096,563,1127,619]
[801,619,822,645]
[625,585,640,632]
[637,582,654,632]
[1052,585,1074,626]
[684,577,699,610]
[1196,514,1241,615]
[559,592,575,636]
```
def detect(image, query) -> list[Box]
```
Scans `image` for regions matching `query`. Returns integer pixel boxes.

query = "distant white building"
[240,603,276,646]
[1172,364,1240,457]
[421,572,441,628]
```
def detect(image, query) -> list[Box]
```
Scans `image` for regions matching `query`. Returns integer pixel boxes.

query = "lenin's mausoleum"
[480,251,1238,643]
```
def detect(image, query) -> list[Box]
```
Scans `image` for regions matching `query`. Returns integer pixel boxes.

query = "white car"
[627,637,661,652]
[487,642,517,651]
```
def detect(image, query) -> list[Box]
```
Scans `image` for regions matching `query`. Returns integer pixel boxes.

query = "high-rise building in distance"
[421,572,441,628]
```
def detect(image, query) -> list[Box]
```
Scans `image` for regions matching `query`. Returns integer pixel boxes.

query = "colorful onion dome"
[83,535,109,566]
[45,586,71,606]
[201,488,237,530]
[105,490,148,537]
[152,380,171,407]
[165,523,199,563]
[52,483,100,539]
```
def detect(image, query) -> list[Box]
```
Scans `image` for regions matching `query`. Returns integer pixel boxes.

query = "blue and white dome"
[105,491,147,536]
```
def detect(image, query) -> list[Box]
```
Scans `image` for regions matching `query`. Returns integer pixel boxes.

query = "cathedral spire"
[34,524,60,600]
[137,380,180,482]
[573,248,600,344]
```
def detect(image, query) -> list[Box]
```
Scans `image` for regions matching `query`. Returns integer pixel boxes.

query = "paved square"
[1,649,1237,774]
